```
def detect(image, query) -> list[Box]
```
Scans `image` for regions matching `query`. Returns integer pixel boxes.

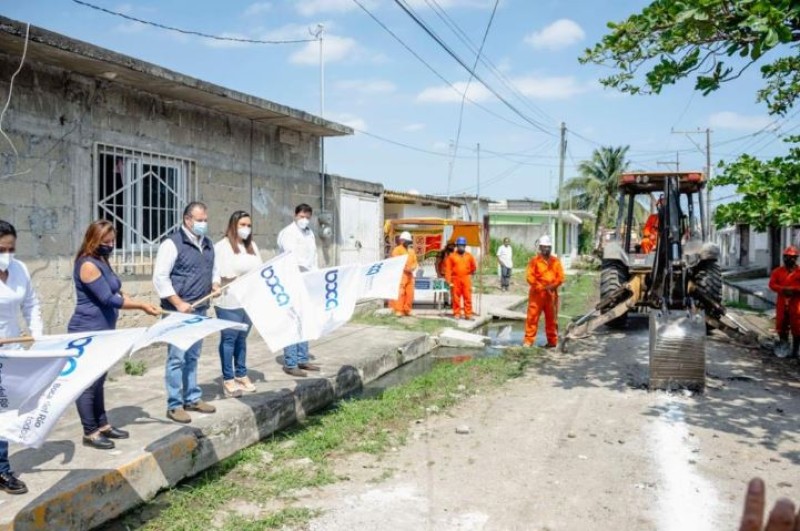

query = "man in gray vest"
[153,201,221,423]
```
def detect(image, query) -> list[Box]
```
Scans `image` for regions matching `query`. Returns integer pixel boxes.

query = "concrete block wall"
[0,51,366,333]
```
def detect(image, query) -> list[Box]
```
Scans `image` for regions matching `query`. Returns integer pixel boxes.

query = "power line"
[72,0,317,44]
[350,0,546,133]
[392,0,555,135]
[446,0,500,197]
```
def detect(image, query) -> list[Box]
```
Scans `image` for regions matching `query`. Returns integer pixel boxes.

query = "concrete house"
[716,223,800,271]
[384,190,461,220]
[0,17,383,332]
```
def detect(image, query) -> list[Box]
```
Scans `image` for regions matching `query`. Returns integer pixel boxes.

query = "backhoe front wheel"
[600,260,630,329]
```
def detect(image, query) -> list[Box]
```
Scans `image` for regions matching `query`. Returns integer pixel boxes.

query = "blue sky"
[5,0,797,205]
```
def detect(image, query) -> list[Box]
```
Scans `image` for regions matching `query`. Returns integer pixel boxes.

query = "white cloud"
[403,123,427,132]
[328,113,367,131]
[243,2,272,16]
[295,0,365,16]
[513,76,589,99]
[524,19,585,50]
[416,76,589,103]
[335,79,396,94]
[708,111,773,131]
[290,35,358,64]
[115,21,145,34]
[417,81,493,103]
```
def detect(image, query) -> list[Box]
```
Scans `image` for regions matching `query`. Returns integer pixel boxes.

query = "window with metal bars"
[93,143,195,273]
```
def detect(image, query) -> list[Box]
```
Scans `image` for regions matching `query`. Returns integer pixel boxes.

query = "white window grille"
[93,143,196,274]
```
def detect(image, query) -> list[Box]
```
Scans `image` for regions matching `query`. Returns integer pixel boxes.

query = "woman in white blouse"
[0,220,42,495]
[214,211,262,398]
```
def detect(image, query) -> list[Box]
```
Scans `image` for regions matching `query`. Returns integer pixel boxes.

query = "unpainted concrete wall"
[0,52,375,332]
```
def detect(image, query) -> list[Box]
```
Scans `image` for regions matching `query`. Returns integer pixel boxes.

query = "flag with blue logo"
[302,264,361,338]
[131,312,249,353]
[227,251,319,352]
[357,255,408,300]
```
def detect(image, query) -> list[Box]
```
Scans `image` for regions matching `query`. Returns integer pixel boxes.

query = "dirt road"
[296,316,800,530]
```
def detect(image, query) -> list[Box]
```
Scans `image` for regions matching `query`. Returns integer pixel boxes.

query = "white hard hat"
[539,235,552,247]
[399,231,413,242]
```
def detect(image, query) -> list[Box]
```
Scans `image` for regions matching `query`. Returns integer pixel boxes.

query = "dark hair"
[183,201,207,219]
[76,220,115,263]
[0,220,16,239]
[225,210,255,255]
[295,203,313,215]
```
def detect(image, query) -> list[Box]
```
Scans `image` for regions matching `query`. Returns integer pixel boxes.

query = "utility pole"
[656,152,680,171]
[475,142,481,223]
[671,128,713,236]
[557,122,566,256]
[311,24,325,211]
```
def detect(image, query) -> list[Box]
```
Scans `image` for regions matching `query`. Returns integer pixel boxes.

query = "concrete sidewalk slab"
[0,325,434,531]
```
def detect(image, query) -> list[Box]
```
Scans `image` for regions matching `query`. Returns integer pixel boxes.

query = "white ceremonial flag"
[302,264,361,337]
[0,328,145,448]
[357,255,407,300]
[132,312,248,353]
[227,252,318,352]
[0,350,70,415]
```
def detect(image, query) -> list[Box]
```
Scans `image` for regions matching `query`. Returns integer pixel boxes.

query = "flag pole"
[0,336,36,346]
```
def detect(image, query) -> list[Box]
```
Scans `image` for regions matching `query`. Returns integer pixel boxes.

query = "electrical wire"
[350,0,547,133]
[392,0,556,135]
[446,0,500,197]
[0,22,31,179]
[72,0,316,44]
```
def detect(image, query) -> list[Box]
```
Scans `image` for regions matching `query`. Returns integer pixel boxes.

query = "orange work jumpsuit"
[641,213,658,254]
[769,266,800,336]
[524,254,564,346]
[445,251,477,318]
[391,244,418,316]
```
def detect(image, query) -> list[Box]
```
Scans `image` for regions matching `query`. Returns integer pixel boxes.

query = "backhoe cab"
[561,171,758,391]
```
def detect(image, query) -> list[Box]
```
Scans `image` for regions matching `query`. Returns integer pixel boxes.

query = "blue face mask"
[191,221,208,237]
[97,244,114,257]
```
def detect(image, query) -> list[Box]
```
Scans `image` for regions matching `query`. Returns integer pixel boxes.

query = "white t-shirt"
[277,221,318,272]
[214,238,262,310]
[496,244,513,269]
[0,258,44,340]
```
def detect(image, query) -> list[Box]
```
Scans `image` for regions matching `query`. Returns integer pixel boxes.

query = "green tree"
[711,137,800,231]
[564,146,630,249]
[580,0,800,115]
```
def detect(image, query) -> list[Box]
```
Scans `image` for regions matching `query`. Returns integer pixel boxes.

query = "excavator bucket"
[649,310,706,391]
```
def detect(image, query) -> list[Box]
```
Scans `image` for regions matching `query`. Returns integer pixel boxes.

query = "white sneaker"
[223,379,243,398]
[235,376,257,393]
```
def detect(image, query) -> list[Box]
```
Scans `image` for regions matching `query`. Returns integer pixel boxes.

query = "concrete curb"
[1,332,433,531]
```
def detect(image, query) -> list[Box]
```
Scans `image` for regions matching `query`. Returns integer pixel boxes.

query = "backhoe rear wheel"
[600,260,630,328]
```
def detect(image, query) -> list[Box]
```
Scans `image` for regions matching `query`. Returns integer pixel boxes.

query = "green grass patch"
[558,272,599,328]
[124,359,147,376]
[111,348,540,531]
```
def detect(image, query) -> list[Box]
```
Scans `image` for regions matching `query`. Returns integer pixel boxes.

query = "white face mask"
[237,227,251,240]
[296,218,310,230]
[0,252,13,272]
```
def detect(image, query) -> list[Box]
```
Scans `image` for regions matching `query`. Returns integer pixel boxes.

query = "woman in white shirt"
[0,220,42,495]
[214,211,262,398]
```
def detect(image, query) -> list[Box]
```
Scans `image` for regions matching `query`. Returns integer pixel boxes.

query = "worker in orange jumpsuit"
[523,235,565,348]
[391,231,418,316]
[640,195,664,254]
[768,245,800,356]
[445,237,477,319]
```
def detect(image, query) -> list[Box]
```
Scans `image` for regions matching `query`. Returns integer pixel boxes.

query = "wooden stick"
[0,336,36,346]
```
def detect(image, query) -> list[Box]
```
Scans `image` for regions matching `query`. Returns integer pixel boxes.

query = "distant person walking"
[523,236,564,348]
[445,237,477,320]
[214,211,261,397]
[277,204,320,377]
[496,237,513,291]
[153,202,221,423]
[391,231,418,317]
[69,220,160,449]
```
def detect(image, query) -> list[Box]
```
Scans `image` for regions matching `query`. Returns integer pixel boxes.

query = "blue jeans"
[0,440,10,474]
[283,341,309,369]
[215,307,251,381]
[165,307,207,411]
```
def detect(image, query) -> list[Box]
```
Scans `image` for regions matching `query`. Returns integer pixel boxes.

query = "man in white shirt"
[277,203,318,377]
[496,237,514,291]
[153,202,221,423]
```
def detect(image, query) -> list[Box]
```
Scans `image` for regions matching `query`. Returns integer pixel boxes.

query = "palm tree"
[564,146,631,250]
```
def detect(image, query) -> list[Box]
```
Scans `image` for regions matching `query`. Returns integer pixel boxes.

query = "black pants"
[75,373,108,436]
